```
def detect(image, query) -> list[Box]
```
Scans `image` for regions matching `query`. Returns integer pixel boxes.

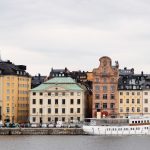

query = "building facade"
[92,56,119,118]
[118,90,143,118]
[30,77,87,124]
[0,60,31,123]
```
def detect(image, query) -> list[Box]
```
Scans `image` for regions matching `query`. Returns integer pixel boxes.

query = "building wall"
[30,88,85,124]
[0,75,31,123]
[142,90,150,116]
[118,90,143,118]
[92,56,119,118]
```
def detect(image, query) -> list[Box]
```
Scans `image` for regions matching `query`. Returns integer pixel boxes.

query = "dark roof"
[0,60,30,76]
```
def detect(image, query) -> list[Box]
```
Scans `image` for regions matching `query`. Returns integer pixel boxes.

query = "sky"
[0,0,150,76]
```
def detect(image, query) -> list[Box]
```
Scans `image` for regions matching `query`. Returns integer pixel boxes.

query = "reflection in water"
[0,135,150,150]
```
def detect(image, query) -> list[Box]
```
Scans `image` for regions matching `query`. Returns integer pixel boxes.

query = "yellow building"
[0,60,31,123]
[118,90,143,118]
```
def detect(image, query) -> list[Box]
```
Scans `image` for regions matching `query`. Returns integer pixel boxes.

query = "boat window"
[144,120,146,123]
[147,120,149,123]
[141,121,143,123]
[138,121,140,123]
[132,121,134,124]
[135,121,137,123]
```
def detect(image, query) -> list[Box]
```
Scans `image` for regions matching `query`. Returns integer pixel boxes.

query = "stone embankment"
[0,128,86,135]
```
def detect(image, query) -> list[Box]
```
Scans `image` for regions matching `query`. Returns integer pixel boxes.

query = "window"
[132,99,135,104]
[144,92,148,95]
[120,92,123,95]
[47,108,51,114]
[137,107,140,112]
[48,92,51,96]
[95,78,99,82]
[32,108,36,114]
[110,103,114,109]
[39,99,43,105]
[6,107,9,113]
[132,92,134,95]
[77,99,80,104]
[132,107,135,112]
[120,107,123,112]
[110,86,115,92]
[62,117,65,122]
[62,108,65,114]
[95,103,100,109]
[55,99,58,104]
[55,92,58,96]
[126,99,129,103]
[48,117,51,122]
[32,117,36,122]
[33,92,36,96]
[70,99,74,104]
[103,86,107,91]
[103,103,107,109]
[39,108,43,114]
[48,99,51,104]
[32,99,36,104]
[77,108,80,113]
[144,99,148,103]
[103,78,107,83]
[144,107,148,112]
[77,117,80,121]
[137,99,140,104]
[120,99,123,103]
[126,92,129,95]
[103,94,107,99]
[126,107,129,112]
[40,92,43,96]
[95,85,100,91]
[111,94,115,100]
[62,92,65,96]
[70,117,73,121]
[70,108,74,113]
[137,92,140,95]
[95,94,100,99]
[55,108,58,114]
[70,92,74,96]
[62,99,65,105]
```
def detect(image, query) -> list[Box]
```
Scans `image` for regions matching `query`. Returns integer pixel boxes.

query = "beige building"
[30,77,87,124]
[142,90,150,116]
[0,60,31,123]
[118,90,143,118]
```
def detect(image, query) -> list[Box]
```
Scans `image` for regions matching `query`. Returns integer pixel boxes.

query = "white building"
[30,77,87,124]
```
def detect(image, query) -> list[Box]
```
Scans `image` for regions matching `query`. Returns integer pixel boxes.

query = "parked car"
[41,123,47,128]
[56,121,63,128]
[47,123,55,128]
[31,123,39,128]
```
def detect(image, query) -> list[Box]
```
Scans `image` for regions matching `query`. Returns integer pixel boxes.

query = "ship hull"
[83,125,150,135]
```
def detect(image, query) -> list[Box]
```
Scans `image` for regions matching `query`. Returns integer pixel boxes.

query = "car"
[56,121,63,128]
[31,123,39,128]
[47,123,54,128]
[41,123,47,128]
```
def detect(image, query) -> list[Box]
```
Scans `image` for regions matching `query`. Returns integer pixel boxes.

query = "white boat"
[83,116,150,135]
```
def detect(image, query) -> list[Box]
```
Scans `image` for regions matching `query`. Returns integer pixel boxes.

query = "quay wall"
[0,128,86,135]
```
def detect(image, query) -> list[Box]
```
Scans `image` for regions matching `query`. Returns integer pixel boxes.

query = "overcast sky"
[0,0,150,75]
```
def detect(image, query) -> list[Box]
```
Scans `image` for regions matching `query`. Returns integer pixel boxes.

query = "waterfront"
[0,135,150,150]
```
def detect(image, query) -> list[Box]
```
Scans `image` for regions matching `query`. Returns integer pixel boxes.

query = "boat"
[83,116,150,135]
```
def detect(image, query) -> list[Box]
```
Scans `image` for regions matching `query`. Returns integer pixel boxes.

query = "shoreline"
[0,128,86,135]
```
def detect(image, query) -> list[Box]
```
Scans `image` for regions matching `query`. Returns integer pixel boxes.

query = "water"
[0,135,150,150]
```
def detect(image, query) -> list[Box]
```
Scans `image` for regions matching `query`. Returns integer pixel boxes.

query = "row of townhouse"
[1,56,150,124]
